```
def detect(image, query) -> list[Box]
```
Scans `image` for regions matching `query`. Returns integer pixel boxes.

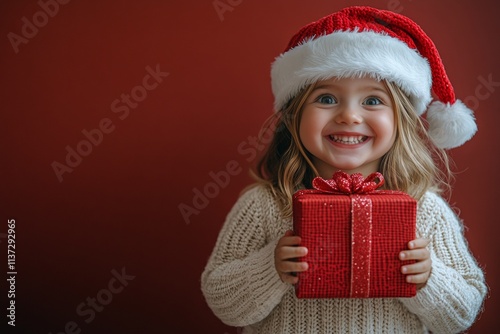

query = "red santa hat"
[271,6,477,149]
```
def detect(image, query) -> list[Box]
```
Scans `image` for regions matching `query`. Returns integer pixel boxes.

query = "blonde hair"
[251,80,453,218]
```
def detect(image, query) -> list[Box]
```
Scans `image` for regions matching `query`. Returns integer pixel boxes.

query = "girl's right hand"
[274,230,309,284]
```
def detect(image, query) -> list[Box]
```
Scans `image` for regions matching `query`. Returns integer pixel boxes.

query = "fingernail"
[409,242,414,249]
[400,252,406,259]
[401,266,407,274]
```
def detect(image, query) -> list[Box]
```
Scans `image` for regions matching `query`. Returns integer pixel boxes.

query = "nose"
[334,103,363,125]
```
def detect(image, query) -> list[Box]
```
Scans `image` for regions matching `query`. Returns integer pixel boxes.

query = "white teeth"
[329,135,366,144]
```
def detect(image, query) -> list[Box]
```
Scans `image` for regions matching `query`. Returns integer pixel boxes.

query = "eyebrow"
[312,83,389,94]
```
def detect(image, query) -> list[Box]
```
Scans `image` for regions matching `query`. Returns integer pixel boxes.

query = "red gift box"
[293,171,416,298]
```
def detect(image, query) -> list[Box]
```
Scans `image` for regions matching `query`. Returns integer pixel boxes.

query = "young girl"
[201,6,486,333]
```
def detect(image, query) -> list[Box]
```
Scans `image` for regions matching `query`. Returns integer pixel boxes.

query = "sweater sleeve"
[399,192,487,334]
[200,186,291,327]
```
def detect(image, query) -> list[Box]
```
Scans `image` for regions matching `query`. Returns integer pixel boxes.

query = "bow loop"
[312,171,384,194]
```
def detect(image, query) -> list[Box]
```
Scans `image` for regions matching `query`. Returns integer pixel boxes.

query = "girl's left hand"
[399,238,432,290]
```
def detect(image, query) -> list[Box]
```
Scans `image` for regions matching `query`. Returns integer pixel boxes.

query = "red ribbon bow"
[312,171,384,194]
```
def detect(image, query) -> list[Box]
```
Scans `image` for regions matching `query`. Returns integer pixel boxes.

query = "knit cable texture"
[201,185,486,334]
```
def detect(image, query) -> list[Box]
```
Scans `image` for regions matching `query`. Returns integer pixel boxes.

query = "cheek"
[299,112,321,146]
[375,113,396,146]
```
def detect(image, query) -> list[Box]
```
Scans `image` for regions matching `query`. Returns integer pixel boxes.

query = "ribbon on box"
[312,171,384,297]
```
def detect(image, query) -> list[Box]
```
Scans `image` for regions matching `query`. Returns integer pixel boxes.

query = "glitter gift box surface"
[292,172,417,299]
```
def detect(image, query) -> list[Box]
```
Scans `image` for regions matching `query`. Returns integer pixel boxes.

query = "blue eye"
[317,95,337,104]
[364,97,382,106]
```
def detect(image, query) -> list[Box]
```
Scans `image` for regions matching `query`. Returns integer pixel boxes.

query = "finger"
[399,248,430,261]
[276,261,309,274]
[284,230,294,237]
[408,238,430,249]
[281,273,299,284]
[401,259,431,275]
[275,246,308,261]
[277,235,302,247]
[406,271,430,285]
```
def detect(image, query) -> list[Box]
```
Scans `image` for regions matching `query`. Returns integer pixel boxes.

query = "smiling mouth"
[328,135,368,145]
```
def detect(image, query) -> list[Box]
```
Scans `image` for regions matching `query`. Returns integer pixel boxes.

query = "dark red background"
[1,1,498,333]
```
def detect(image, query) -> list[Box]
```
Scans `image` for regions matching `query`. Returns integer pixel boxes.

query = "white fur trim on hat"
[426,100,477,149]
[271,30,432,113]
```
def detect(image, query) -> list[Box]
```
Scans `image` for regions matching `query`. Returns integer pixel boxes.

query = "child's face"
[299,76,396,178]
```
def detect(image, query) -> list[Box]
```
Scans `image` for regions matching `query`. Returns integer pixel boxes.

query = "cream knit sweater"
[201,185,487,333]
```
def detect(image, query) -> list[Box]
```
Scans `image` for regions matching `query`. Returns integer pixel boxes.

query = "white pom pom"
[426,100,477,149]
